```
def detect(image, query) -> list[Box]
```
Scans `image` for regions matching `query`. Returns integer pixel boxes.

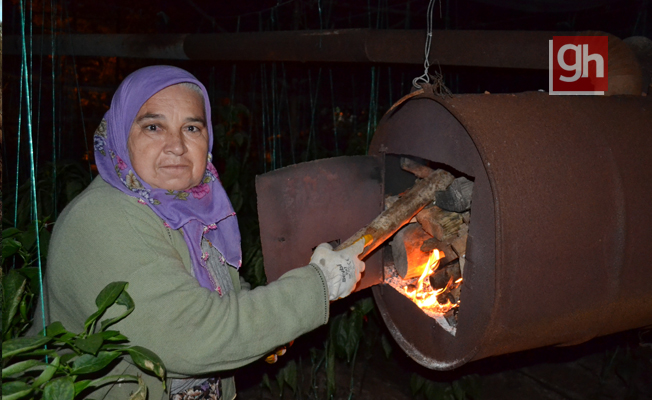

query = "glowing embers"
[384,248,464,335]
[406,250,451,310]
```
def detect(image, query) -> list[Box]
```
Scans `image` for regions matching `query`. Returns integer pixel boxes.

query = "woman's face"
[127,84,209,191]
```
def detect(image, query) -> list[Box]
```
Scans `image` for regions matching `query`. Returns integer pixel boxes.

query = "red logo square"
[549,36,608,95]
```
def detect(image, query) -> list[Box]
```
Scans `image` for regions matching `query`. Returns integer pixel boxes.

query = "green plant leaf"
[17,349,58,358]
[278,360,297,394]
[93,281,128,313]
[330,312,363,363]
[410,373,426,396]
[128,376,147,400]
[99,290,135,331]
[33,356,61,388]
[75,375,138,395]
[45,321,68,337]
[19,224,38,252]
[71,351,121,375]
[1,238,23,261]
[276,369,285,397]
[2,270,27,336]
[3,227,23,238]
[380,334,393,359]
[2,381,34,400]
[455,375,481,399]
[452,380,466,400]
[43,376,75,400]
[60,353,77,365]
[73,380,93,396]
[100,330,127,340]
[75,333,104,355]
[261,373,273,394]
[2,359,44,378]
[126,346,166,381]
[356,297,375,316]
[39,228,52,260]
[423,381,451,400]
[19,295,30,321]
[2,336,51,359]
[233,132,246,146]
[84,282,128,332]
[18,267,41,296]
[326,341,336,398]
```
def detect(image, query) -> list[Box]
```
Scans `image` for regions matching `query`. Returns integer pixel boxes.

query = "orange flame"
[403,249,458,313]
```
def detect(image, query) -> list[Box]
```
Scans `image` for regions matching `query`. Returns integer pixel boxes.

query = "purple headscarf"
[93,65,242,291]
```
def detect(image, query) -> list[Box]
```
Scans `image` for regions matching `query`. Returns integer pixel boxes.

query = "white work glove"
[310,239,366,301]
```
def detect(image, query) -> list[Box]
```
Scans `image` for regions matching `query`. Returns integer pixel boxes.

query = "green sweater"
[42,177,329,400]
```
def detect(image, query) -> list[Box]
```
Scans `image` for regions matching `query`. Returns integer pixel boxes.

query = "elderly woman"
[43,66,365,400]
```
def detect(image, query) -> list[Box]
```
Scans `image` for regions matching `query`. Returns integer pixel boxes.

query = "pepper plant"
[2,274,166,400]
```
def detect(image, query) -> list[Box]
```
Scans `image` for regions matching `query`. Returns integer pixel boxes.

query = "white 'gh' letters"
[557,44,605,82]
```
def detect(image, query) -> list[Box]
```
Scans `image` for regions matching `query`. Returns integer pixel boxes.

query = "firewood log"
[384,195,400,210]
[391,224,433,279]
[416,206,464,241]
[434,177,474,212]
[429,261,462,291]
[450,233,468,257]
[336,168,454,258]
[400,157,435,179]
[461,211,471,224]
[420,238,457,265]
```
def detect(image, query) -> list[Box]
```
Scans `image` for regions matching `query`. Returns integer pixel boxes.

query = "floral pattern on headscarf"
[93,65,241,291]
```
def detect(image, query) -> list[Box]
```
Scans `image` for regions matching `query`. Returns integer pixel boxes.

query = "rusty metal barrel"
[368,90,652,369]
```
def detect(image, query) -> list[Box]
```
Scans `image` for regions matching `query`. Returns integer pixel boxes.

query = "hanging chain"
[412,0,437,89]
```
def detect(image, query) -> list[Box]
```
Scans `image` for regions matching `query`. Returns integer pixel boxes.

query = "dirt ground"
[234,326,652,400]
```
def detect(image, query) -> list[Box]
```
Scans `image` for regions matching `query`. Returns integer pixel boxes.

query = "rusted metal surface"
[4,30,584,69]
[255,156,384,290]
[3,34,190,59]
[370,90,652,369]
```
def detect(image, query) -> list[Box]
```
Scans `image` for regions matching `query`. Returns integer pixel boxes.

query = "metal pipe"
[0,29,583,69]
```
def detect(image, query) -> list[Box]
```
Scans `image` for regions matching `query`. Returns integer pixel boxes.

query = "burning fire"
[404,249,461,314]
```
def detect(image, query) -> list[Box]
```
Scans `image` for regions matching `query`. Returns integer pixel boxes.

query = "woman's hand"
[309,239,366,301]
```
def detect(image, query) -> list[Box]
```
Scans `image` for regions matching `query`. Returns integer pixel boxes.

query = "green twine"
[260,64,268,173]
[270,63,277,170]
[329,69,339,156]
[51,0,58,218]
[35,2,47,178]
[19,0,48,338]
[366,66,378,153]
[14,62,24,231]
[388,66,393,107]
[63,0,92,178]
[281,63,296,165]
[306,68,322,162]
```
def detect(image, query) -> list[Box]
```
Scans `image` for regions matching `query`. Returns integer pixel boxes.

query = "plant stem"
[348,341,360,400]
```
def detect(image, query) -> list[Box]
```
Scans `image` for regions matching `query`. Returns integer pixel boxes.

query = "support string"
[260,64,268,173]
[365,66,377,153]
[412,0,437,89]
[329,69,339,157]
[20,0,48,339]
[271,63,277,170]
[63,0,92,178]
[14,62,25,231]
[281,63,296,165]
[51,0,58,218]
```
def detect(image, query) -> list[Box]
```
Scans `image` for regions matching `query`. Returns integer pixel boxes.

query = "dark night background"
[2,0,651,399]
